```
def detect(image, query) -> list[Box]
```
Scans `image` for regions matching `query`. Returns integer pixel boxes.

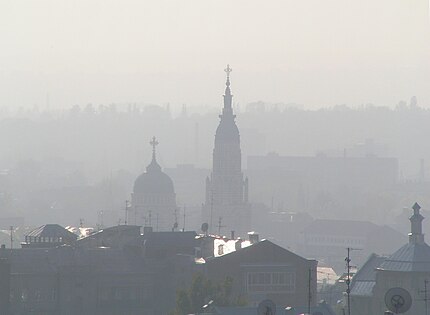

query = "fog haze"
[1,0,429,109]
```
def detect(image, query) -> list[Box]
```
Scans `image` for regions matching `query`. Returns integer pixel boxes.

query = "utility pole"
[345,247,361,315]
[419,279,429,315]
[217,217,226,235]
[182,205,186,232]
[346,247,352,315]
[124,200,129,225]
[172,208,178,232]
[210,190,214,234]
[426,280,429,315]
[156,213,159,231]
[308,268,312,315]
[10,226,13,249]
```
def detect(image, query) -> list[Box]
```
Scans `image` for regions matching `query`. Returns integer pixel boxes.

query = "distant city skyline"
[0,0,429,109]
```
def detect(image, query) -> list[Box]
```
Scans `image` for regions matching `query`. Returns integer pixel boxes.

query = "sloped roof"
[379,242,430,272]
[0,246,146,274]
[350,253,386,296]
[143,231,197,247]
[205,239,314,265]
[26,224,77,240]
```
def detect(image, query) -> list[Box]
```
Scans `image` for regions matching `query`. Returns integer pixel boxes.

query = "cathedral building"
[131,137,178,231]
[203,65,251,235]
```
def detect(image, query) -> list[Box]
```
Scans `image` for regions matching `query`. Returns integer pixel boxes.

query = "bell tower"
[203,65,251,235]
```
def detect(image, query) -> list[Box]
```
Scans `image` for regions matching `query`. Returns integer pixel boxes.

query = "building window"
[247,272,295,293]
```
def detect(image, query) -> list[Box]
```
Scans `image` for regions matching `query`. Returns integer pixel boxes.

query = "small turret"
[409,202,425,244]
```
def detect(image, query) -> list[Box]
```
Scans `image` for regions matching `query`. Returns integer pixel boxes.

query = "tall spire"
[223,64,233,113]
[409,202,425,244]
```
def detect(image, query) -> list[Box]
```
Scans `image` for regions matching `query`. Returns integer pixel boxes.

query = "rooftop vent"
[248,231,259,244]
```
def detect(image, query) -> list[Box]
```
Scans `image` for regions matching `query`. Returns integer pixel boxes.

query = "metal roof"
[26,224,77,239]
[350,253,386,297]
[379,242,430,272]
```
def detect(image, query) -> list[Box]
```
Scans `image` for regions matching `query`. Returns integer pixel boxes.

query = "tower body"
[203,67,251,235]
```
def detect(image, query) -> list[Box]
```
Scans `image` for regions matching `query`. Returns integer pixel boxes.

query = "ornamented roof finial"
[224,64,232,87]
[150,136,159,161]
[410,202,425,244]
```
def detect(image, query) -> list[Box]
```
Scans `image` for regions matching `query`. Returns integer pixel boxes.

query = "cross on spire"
[224,64,232,88]
[224,64,232,78]
[150,136,159,160]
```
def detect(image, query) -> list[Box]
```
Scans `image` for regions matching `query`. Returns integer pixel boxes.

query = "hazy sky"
[1,0,429,110]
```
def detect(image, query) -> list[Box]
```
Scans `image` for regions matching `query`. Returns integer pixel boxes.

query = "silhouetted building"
[131,137,177,231]
[203,66,251,235]
[247,153,398,213]
[0,245,153,315]
[350,203,430,315]
[0,257,10,315]
[76,225,141,249]
[2,220,320,315]
[204,236,317,307]
[298,219,406,272]
[21,224,77,248]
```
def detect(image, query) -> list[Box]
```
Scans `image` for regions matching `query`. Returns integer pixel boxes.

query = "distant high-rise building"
[132,137,177,231]
[203,65,251,235]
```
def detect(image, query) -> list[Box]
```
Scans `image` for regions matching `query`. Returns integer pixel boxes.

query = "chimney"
[231,231,235,240]
[248,231,259,244]
[143,226,153,235]
[235,238,242,251]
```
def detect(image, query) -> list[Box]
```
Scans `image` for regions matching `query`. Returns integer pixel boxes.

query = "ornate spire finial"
[150,136,159,161]
[410,202,425,244]
[224,64,232,78]
[224,64,232,87]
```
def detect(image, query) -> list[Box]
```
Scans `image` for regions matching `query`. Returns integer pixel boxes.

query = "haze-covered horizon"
[1,0,430,110]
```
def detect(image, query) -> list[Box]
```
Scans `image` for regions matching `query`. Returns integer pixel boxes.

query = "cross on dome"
[150,136,159,160]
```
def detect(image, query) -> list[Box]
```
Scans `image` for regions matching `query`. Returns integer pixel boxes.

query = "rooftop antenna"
[156,213,159,231]
[210,190,214,233]
[10,226,13,249]
[345,247,361,315]
[79,218,84,228]
[217,217,226,236]
[172,208,179,232]
[195,122,199,165]
[307,268,314,314]
[124,200,130,225]
[98,210,104,229]
[419,279,429,315]
[182,205,186,232]
[425,279,429,315]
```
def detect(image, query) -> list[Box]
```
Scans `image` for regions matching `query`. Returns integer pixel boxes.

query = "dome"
[133,159,175,194]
